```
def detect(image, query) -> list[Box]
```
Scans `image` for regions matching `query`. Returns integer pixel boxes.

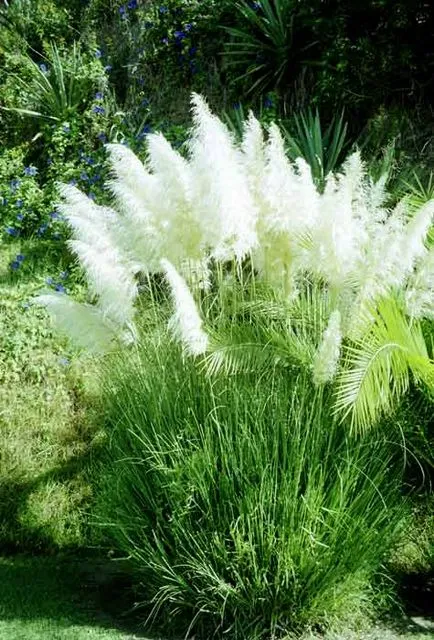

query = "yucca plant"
[283,108,349,191]
[0,42,104,125]
[36,94,434,433]
[223,0,320,96]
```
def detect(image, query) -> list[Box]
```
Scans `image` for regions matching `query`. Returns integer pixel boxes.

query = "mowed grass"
[0,240,102,552]
[0,555,149,640]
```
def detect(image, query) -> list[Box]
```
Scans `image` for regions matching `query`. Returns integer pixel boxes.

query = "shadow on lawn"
[0,553,153,638]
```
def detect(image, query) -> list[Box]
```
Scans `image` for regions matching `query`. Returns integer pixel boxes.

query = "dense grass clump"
[97,336,407,638]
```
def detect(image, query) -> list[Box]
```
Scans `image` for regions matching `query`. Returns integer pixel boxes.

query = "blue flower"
[141,98,150,107]
[62,124,71,133]
[95,49,102,58]
[69,179,77,186]
[46,277,54,285]
[24,166,38,176]
[264,95,273,108]
[37,224,48,236]
[189,46,198,56]
[159,5,168,13]
[11,260,20,271]
[185,23,193,32]
[47,157,53,165]
[5,226,19,236]
[119,4,126,15]
[16,254,25,262]
[97,132,107,142]
[250,1,261,9]
[85,156,96,166]
[88,192,96,200]
[127,0,138,8]
[50,211,60,220]
[55,283,66,293]
[104,65,112,72]
[10,179,20,190]
[92,105,105,115]
[233,102,242,110]
[80,172,89,181]
[174,30,186,41]
[39,63,48,73]
[16,199,23,208]
[161,37,169,44]
[1,197,8,206]
[16,214,24,221]
[59,271,68,280]
[95,91,104,100]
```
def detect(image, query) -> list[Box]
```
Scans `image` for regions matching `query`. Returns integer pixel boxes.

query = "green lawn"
[0,555,150,640]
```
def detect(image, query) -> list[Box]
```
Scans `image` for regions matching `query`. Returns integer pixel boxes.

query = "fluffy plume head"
[188,93,258,262]
[161,258,208,356]
[33,293,123,353]
[313,310,342,385]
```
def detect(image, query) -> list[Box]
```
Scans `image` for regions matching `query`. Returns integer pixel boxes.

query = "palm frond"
[335,297,434,433]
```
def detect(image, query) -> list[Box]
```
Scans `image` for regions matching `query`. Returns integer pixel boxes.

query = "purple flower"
[92,105,106,115]
[95,91,104,100]
[39,63,48,73]
[104,65,112,72]
[24,166,38,176]
[95,49,102,58]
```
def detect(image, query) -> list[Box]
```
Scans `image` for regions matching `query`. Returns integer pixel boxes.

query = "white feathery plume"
[188,93,258,262]
[161,258,208,356]
[405,246,434,319]
[313,310,342,385]
[33,293,123,353]
[69,240,138,327]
